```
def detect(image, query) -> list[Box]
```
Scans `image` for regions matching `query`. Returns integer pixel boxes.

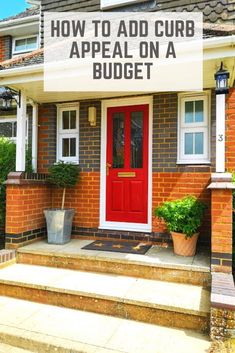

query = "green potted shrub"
[44,161,80,245]
[154,196,207,256]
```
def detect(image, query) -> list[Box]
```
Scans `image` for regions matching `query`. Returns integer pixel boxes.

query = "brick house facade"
[0,0,234,342]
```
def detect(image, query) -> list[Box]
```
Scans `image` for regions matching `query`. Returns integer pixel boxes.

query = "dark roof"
[0,49,43,70]
[0,6,40,23]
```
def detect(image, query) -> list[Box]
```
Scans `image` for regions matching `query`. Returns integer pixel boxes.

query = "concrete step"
[0,295,210,353]
[0,343,33,353]
[0,263,210,332]
[17,240,211,287]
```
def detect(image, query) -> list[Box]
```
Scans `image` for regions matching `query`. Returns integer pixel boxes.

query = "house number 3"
[218,134,224,142]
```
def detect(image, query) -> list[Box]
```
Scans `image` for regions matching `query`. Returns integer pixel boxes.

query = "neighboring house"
[0,0,234,341]
[0,1,40,143]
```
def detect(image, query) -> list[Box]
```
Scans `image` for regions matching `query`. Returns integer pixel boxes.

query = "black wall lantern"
[214,62,230,95]
[0,87,21,111]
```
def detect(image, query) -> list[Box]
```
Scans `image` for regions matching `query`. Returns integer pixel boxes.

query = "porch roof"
[0,35,234,103]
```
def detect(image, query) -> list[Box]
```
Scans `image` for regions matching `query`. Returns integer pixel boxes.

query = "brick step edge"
[0,324,99,353]
[17,251,211,288]
[0,281,210,332]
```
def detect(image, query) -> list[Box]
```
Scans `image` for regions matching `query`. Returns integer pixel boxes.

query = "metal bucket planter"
[44,209,75,245]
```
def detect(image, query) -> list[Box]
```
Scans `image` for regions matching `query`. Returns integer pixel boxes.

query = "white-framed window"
[101,0,148,9]
[57,105,79,163]
[0,117,28,142]
[12,35,39,55]
[177,92,211,164]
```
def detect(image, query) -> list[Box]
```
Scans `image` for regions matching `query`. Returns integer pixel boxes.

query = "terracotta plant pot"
[171,232,199,257]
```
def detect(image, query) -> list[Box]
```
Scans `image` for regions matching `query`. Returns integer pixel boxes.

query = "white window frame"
[57,104,79,164]
[101,0,149,9]
[0,116,28,142]
[177,91,211,164]
[12,35,39,55]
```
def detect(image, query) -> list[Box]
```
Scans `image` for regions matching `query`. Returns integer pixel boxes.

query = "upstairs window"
[177,92,210,164]
[101,0,147,9]
[13,35,38,55]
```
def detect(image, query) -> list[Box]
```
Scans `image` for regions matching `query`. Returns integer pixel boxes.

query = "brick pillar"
[208,173,234,273]
[5,172,52,249]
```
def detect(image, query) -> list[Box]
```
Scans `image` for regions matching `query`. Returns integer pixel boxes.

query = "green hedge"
[0,138,16,228]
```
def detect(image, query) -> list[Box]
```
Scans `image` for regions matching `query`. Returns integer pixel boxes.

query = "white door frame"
[99,95,153,233]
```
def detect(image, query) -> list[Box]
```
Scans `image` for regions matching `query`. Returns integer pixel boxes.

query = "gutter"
[0,15,39,31]
[203,35,235,49]
[0,64,43,77]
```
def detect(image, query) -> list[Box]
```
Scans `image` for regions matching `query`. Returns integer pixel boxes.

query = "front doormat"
[82,240,151,255]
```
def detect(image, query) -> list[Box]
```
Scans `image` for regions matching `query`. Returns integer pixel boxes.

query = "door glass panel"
[185,133,193,154]
[131,111,143,168]
[185,101,194,123]
[195,132,203,154]
[112,113,124,168]
[195,100,204,123]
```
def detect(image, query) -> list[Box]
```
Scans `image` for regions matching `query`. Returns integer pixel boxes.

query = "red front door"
[106,104,149,224]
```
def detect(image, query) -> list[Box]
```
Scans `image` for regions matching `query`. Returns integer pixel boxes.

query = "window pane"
[70,138,76,157]
[62,138,70,157]
[70,111,76,129]
[15,39,26,52]
[62,111,70,129]
[26,37,37,50]
[195,100,204,123]
[185,133,193,154]
[0,122,13,138]
[195,132,203,154]
[13,122,17,137]
[185,101,194,123]
[131,111,143,168]
[113,112,124,168]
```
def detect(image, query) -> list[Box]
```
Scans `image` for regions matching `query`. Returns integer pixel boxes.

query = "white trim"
[32,103,38,172]
[16,90,27,171]
[177,91,211,164]
[101,0,149,9]
[12,34,39,55]
[216,94,225,172]
[100,95,153,233]
[56,103,79,164]
[0,15,39,31]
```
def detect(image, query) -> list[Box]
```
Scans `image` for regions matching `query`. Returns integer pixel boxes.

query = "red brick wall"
[38,105,57,173]
[226,88,235,171]
[211,189,233,273]
[52,172,100,229]
[152,172,211,242]
[0,36,12,62]
[0,37,5,62]
[5,184,52,248]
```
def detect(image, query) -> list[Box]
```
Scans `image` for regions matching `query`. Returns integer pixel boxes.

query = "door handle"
[106,163,112,176]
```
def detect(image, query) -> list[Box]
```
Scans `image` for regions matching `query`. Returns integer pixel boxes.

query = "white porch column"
[216,94,226,173]
[32,103,38,172]
[16,90,27,172]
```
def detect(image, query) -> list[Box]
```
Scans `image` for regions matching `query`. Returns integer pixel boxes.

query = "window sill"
[176,160,211,165]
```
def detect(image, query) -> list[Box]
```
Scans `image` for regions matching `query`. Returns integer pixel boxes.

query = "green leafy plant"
[48,161,80,209]
[154,196,207,238]
[0,138,16,228]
